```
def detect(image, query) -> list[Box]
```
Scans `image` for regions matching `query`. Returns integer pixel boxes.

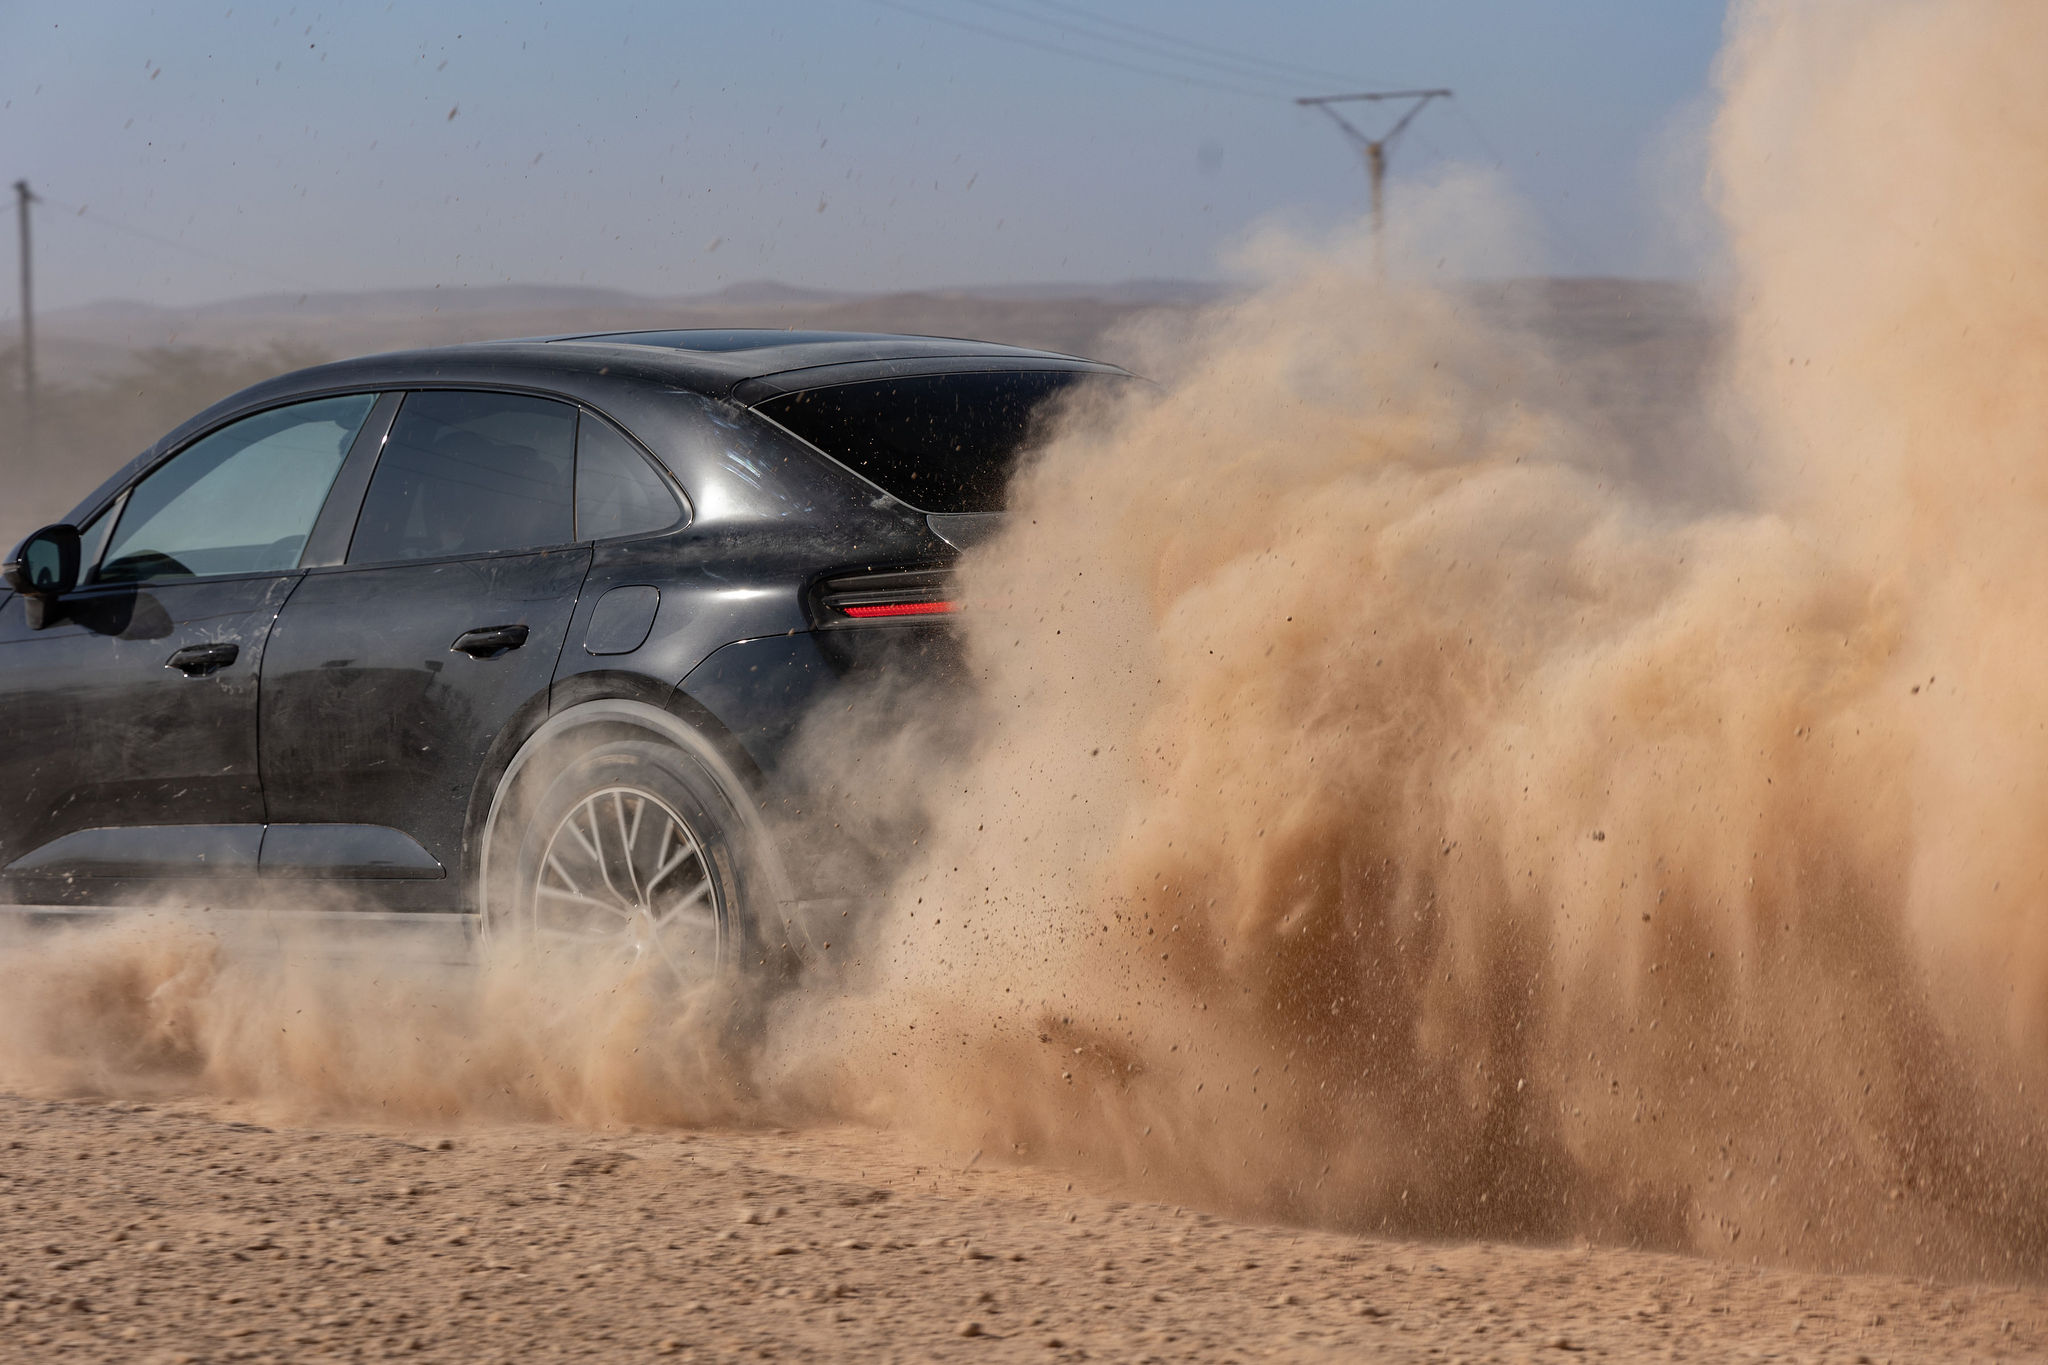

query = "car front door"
[0,394,381,904]
[257,389,592,905]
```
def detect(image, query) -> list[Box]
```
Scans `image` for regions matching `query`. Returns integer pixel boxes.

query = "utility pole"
[13,179,35,439]
[1296,90,1452,279]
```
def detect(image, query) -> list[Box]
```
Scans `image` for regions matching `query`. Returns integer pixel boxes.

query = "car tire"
[482,738,756,985]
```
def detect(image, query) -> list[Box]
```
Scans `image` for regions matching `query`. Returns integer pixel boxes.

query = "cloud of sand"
[0,918,770,1128]
[7,0,2048,1284]
[780,0,2048,1280]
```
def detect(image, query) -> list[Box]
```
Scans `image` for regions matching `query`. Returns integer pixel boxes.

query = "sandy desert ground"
[2,1091,2043,1364]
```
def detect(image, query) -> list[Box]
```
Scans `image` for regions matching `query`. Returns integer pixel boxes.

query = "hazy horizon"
[37,270,1711,323]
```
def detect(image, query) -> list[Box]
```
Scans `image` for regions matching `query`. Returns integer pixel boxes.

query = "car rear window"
[752,370,1121,514]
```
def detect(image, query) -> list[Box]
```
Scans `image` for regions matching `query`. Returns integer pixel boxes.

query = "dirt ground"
[1,1094,2042,1364]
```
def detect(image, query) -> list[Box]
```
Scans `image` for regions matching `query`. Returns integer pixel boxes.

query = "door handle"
[165,642,240,677]
[450,624,530,659]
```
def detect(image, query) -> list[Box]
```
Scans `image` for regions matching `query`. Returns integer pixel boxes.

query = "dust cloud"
[6,0,2048,1284]
[794,0,2048,1280]
[0,915,775,1127]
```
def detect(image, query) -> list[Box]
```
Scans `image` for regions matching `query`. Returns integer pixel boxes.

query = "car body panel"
[0,572,295,899]
[673,623,968,903]
[258,547,592,898]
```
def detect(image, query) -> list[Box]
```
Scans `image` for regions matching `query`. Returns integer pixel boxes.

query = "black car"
[0,329,1128,979]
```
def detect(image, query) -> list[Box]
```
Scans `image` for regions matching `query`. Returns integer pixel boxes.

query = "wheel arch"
[473,697,794,929]
[458,670,766,906]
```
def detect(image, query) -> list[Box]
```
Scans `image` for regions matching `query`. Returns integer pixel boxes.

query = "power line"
[873,0,1389,102]
[1018,0,1375,90]
[1447,99,1507,170]
[952,0,1323,95]
[857,0,1279,100]
[34,193,309,292]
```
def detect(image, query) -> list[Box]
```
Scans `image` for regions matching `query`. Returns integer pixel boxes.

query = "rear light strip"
[816,567,958,624]
[842,600,957,618]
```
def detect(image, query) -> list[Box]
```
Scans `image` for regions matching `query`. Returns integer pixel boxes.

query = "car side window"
[576,412,682,541]
[348,391,576,563]
[95,394,377,585]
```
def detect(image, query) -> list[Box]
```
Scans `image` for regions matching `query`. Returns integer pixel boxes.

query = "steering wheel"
[98,549,196,584]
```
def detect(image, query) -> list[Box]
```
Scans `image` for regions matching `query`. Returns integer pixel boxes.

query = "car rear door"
[257,389,592,904]
[0,394,383,904]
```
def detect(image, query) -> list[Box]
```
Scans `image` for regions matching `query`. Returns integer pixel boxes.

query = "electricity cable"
[36,193,310,292]
[1016,0,1376,90]
[856,0,1280,100]
[950,0,1331,95]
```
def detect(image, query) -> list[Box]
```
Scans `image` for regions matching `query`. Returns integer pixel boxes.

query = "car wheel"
[485,738,751,985]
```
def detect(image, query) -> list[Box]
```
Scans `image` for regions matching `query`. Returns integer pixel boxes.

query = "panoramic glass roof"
[559,329,902,353]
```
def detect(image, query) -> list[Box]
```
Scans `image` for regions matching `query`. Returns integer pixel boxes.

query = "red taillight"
[842,600,957,619]
[816,567,958,625]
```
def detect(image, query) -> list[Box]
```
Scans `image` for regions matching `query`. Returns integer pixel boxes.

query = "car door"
[0,394,382,904]
[258,389,592,904]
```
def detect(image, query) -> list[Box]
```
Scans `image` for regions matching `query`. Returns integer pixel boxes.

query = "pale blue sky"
[1,1,1727,311]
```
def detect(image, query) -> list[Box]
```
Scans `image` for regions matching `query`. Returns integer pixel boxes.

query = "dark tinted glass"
[753,370,1118,514]
[576,413,682,540]
[349,391,575,563]
[97,395,373,583]
[575,329,894,352]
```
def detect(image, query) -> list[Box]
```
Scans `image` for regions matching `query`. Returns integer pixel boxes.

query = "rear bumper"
[672,623,965,781]
[674,624,967,903]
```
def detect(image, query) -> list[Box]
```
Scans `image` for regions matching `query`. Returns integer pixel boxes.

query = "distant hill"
[33,278,1238,378]
[54,283,651,323]
[686,280,852,306]
[45,277,1218,328]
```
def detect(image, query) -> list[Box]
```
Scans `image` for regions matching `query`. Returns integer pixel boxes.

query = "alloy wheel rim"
[531,785,723,980]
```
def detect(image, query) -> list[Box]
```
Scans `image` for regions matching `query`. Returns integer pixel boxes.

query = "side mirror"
[3,524,82,629]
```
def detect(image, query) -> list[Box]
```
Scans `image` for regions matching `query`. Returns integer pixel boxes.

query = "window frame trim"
[74,490,130,588]
[300,391,403,569]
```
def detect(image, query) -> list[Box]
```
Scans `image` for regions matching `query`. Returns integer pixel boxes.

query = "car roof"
[152,330,1124,452]
[544,328,1105,385]
[56,330,1130,530]
[557,327,1030,356]
[218,329,1120,409]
